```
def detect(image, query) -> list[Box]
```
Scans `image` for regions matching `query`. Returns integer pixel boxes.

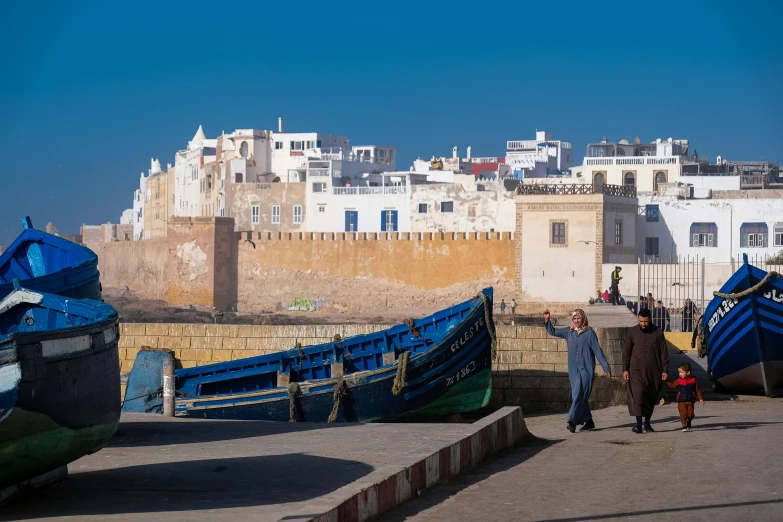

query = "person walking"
[610,267,623,305]
[623,308,669,434]
[645,293,655,311]
[511,299,517,316]
[500,299,507,315]
[544,308,611,433]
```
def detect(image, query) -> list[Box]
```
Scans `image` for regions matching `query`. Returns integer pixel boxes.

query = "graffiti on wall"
[286,297,328,312]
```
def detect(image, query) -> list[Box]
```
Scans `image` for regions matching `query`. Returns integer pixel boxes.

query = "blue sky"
[1,0,781,244]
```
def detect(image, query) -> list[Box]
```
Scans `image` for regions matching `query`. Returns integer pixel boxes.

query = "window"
[441,201,454,213]
[740,222,768,248]
[468,206,476,218]
[645,205,659,222]
[240,141,249,158]
[318,206,325,213]
[291,141,304,151]
[220,207,225,217]
[655,171,667,190]
[551,222,566,245]
[271,205,280,224]
[615,222,623,245]
[381,210,398,232]
[593,172,605,187]
[275,141,284,150]
[690,222,717,247]
[345,210,358,232]
[250,205,260,225]
[146,188,151,202]
[293,205,302,224]
[775,223,783,247]
[313,183,326,193]
[624,172,635,187]
[316,140,322,148]
[418,203,428,214]
[235,173,243,183]
[191,166,198,181]
[645,237,659,256]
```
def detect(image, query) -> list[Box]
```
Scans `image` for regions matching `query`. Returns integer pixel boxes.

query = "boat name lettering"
[446,360,476,387]
[707,298,739,333]
[762,288,783,304]
[450,317,485,353]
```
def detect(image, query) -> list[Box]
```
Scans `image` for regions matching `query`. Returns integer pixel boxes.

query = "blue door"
[345,211,358,232]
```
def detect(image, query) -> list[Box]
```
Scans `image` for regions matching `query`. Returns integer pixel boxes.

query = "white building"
[132,174,144,240]
[638,189,783,263]
[581,137,689,193]
[506,130,573,179]
[175,125,217,217]
[120,209,134,225]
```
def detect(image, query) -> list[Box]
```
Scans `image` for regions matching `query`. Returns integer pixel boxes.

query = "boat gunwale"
[0,315,119,350]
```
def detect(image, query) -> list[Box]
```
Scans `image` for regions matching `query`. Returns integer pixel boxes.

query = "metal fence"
[637,254,783,332]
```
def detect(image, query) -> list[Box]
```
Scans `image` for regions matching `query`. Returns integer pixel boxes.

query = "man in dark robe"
[623,308,669,433]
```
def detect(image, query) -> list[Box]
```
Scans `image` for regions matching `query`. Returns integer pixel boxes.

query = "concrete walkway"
[0,409,523,521]
[379,398,783,522]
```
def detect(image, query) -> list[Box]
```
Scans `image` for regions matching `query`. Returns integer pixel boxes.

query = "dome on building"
[192,125,207,143]
[618,139,631,145]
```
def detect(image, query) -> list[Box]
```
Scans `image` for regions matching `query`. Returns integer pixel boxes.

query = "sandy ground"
[104,292,550,326]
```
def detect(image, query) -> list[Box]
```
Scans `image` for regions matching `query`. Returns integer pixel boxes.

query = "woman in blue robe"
[544,309,611,433]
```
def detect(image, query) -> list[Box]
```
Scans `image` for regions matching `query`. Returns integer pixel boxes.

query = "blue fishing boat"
[124,288,496,422]
[704,254,783,397]
[0,281,121,491]
[0,217,101,301]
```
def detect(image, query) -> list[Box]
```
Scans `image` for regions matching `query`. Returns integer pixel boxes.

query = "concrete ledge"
[285,407,528,522]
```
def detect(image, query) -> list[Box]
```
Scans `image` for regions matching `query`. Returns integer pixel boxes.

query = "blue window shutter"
[353,211,357,231]
[345,211,350,232]
[392,210,398,232]
[380,211,386,232]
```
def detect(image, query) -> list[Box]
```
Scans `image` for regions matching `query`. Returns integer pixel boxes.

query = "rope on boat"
[479,292,498,361]
[288,382,301,422]
[327,377,347,423]
[712,271,781,299]
[403,318,421,338]
[392,350,410,396]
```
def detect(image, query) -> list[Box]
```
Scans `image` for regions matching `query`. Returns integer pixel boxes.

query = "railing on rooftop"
[308,168,330,177]
[333,186,407,196]
[507,140,571,151]
[319,148,394,165]
[515,183,636,197]
[584,156,680,166]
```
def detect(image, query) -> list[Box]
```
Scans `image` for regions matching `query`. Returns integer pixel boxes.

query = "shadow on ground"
[110,416,346,447]
[0,454,373,520]
[379,436,556,522]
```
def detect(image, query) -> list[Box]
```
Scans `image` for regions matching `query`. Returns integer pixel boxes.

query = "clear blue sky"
[1,0,781,245]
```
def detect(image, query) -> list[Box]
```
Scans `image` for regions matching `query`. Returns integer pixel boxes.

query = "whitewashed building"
[120,209,134,226]
[506,131,573,179]
[132,174,144,240]
[174,125,217,217]
[581,137,689,193]
[638,189,783,263]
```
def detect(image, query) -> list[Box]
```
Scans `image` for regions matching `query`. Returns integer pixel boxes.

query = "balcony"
[333,186,407,196]
[319,148,394,165]
[584,156,680,166]
[308,168,330,177]
[516,183,636,198]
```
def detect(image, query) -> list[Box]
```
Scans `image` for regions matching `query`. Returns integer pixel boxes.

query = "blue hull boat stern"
[0,284,121,489]
[0,217,101,301]
[705,255,783,396]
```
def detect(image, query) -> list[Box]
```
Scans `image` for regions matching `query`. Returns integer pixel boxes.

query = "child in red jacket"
[666,362,704,432]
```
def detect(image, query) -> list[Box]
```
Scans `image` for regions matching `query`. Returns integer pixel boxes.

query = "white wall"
[637,195,783,263]
[678,176,740,191]
[410,183,515,233]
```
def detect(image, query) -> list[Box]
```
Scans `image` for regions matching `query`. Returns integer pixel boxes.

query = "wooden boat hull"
[0,218,101,301]
[705,256,783,397]
[178,302,493,422]
[125,289,496,422]
[0,301,120,489]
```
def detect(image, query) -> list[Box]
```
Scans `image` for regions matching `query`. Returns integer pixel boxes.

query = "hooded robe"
[546,320,611,425]
[623,323,669,417]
